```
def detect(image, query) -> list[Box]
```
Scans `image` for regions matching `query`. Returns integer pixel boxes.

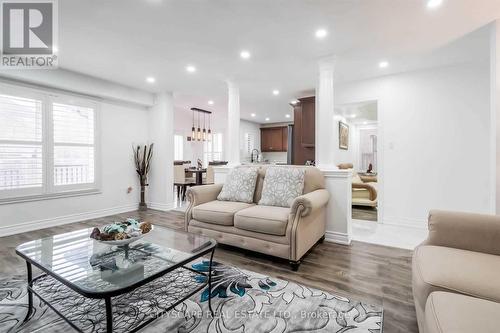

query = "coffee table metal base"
[22,254,215,333]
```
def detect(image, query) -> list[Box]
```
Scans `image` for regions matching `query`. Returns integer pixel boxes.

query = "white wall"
[0,101,150,235]
[336,63,491,227]
[331,117,356,167]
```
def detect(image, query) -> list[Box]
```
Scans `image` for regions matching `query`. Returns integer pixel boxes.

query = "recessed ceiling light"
[251,113,256,117]
[146,76,156,83]
[350,114,357,118]
[379,61,389,68]
[272,90,280,96]
[290,100,299,105]
[363,121,368,125]
[427,0,443,9]
[208,100,214,105]
[240,50,251,59]
[186,65,196,73]
[315,29,328,39]
[285,114,291,118]
[265,117,270,121]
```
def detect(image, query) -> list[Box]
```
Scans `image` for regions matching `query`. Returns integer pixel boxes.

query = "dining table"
[186,168,206,185]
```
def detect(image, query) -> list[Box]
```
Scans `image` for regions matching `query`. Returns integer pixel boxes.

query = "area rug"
[0,262,383,333]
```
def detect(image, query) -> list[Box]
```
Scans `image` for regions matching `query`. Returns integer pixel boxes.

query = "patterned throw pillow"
[258,167,305,208]
[217,167,259,203]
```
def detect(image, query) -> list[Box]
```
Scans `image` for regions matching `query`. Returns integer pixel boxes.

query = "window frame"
[0,82,101,204]
[174,134,183,161]
[203,132,223,166]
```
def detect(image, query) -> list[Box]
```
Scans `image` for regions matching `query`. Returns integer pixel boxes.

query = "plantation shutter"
[52,102,95,186]
[0,93,43,192]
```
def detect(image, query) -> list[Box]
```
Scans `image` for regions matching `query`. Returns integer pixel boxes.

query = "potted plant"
[133,143,153,211]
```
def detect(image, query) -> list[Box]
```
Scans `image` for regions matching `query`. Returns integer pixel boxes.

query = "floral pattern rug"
[0,262,383,333]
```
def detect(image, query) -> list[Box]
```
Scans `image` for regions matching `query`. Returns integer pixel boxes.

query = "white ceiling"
[16,1,500,122]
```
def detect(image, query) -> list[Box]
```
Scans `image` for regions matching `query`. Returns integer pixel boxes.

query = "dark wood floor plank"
[0,209,418,333]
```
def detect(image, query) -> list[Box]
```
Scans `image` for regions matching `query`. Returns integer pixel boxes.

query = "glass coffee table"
[15,225,217,333]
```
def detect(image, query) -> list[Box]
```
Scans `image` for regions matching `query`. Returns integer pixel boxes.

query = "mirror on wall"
[334,101,379,222]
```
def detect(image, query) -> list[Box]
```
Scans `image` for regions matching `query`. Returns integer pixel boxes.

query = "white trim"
[320,168,352,178]
[147,201,175,212]
[0,188,101,205]
[325,230,352,245]
[0,203,138,237]
[382,215,428,229]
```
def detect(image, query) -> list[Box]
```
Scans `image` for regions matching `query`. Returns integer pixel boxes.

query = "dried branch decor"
[133,143,153,210]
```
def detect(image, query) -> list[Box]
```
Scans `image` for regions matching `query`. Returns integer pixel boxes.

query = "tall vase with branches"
[133,143,153,211]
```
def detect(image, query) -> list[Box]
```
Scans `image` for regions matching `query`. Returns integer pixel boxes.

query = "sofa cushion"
[217,167,259,203]
[425,292,500,333]
[253,166,325,203]
[192,200,254,226]
[412,245,500,314]
[259,167,305,207]
[234,205,290,236]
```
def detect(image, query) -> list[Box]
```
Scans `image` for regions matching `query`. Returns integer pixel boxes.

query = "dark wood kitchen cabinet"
[292,96,315,165]
[261,127,287,152]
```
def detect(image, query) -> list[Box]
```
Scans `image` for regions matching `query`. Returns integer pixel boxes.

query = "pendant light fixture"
[191,109,195,139]
[190,108,213,143]
[208,113,212,141]
[203,113,207,141]
[197,111,201,141]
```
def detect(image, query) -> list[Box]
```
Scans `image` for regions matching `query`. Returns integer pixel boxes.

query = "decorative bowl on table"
[90,218,153,247]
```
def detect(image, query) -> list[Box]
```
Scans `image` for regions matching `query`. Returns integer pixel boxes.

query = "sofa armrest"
[425,210,500,255]
[186,184,223,207]
[352,182,377,201]
[291,189,330,217]
[185,184,223,231]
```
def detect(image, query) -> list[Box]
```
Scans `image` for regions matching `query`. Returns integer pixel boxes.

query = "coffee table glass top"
[16,225,216,296]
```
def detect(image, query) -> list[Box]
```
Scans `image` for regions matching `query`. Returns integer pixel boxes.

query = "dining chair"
[174,165,195,201]
[203,166,214,185]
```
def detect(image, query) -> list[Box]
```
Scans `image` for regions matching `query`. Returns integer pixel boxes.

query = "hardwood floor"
[0,209,418,333]
[353,205,378,221]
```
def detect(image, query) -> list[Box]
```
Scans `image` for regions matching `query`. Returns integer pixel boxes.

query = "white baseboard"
[325,230,352,245]
[147,202,175,212]
[0,203,138,238]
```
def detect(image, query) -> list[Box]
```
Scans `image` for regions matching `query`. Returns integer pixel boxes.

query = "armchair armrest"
[352,182,377,201]
[291,189,330,217]
[425,210,500,255]
[186,184,223,207]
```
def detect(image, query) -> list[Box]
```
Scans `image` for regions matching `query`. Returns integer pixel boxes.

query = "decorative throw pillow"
[217,167,259,203]
[258,167,305,208]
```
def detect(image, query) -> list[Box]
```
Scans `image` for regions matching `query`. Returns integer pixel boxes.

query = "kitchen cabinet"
[261,127,287,152]
[293,96,315,165]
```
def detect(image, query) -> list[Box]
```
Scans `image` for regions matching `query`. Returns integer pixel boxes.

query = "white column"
[316,57,352,245]
[316,59,336,168]
[226,80,241,165]
[491,21,500,214]
[147,92,175,211]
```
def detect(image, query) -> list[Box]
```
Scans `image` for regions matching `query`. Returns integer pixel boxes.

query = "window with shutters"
[0,83,99,202]
[203,133,223,166]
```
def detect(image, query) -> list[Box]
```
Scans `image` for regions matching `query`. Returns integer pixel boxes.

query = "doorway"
[334,101,379,222]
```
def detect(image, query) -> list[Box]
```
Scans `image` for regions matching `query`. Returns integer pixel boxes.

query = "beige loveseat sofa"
[413,210,500,333]
[185,166,329,270]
